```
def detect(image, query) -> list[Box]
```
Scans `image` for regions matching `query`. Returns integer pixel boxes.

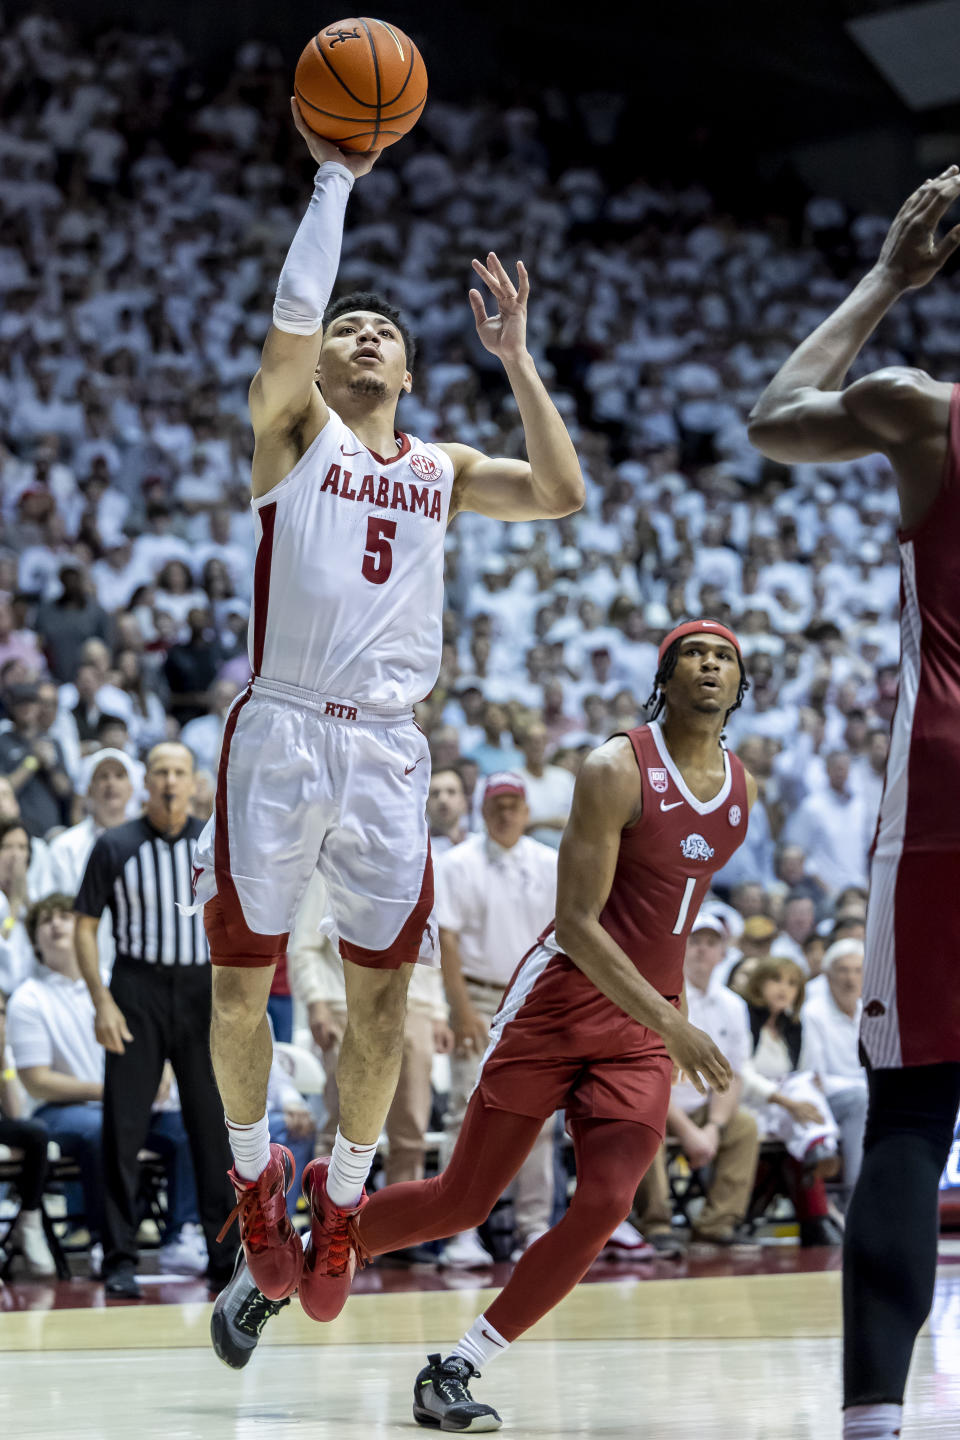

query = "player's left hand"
[875,164,960,290]
[469,253,529,363]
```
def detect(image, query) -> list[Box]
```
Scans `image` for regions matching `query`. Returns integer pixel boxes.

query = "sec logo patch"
[409,452,442,482]
[728,805,741,827]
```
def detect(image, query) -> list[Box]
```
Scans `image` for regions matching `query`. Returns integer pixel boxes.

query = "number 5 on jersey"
[362,517,397,585]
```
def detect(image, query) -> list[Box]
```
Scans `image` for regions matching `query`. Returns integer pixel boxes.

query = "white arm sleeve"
[272,161,355,337]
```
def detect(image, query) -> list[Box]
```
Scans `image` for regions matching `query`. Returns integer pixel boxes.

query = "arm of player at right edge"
[553,739,732,1096]
[248,99,380,494]
[748,166,960,528]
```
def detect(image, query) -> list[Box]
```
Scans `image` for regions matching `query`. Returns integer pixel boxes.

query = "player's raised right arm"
[554,742,731,1095]
[249,100,379,468]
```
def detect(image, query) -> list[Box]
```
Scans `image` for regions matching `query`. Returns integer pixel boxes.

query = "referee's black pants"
[102,961,235,1282]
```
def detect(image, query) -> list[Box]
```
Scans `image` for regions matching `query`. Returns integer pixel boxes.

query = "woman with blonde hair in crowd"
[742,956,843,1245]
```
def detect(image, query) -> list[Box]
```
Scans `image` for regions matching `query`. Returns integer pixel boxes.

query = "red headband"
[657,619,742,666]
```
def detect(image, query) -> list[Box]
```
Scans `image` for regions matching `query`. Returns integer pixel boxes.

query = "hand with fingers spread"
[289,96,381,179]
[469,252,530,364]
[876,164,960,290]
[663,1017,733,1097]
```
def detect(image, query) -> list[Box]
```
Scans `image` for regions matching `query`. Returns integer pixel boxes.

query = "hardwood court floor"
[4,1266,960,1438]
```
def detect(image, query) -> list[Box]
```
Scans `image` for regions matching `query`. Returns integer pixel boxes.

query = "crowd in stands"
[0,10,938,1277]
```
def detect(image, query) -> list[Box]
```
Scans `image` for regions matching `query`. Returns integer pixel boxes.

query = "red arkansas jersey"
[542,720,749,996]
[874,382,960,860]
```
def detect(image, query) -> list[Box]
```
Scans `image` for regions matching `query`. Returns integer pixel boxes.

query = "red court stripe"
[252,501,277,676]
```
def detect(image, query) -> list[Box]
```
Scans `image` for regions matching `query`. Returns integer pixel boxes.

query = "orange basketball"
[294,17,427,153]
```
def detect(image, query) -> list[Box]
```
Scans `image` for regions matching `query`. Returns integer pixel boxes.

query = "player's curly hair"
[324,291,417,371]
[644,636,750,728]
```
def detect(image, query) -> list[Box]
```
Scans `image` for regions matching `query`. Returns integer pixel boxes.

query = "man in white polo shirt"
[435,772,558,1266]
[636,909,760,1254]
[802,939,867,1206]
[6,893,106,1248]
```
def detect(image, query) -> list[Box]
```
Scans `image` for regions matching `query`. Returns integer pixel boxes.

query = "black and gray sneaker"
[210,1247,290,1369]
[413,1353,502,1432]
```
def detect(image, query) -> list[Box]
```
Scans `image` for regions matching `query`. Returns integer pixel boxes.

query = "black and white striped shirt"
[74,816,207,966]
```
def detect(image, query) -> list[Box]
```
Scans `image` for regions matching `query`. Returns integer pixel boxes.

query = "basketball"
[294,17,427,153]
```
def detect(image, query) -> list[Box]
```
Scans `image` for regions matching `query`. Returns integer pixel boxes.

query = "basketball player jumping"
[749,166,960,1440]
[185,98,585,1316]
[215,622,755,1419]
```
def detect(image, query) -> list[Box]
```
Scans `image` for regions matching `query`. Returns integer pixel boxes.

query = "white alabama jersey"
[249,408,455,707]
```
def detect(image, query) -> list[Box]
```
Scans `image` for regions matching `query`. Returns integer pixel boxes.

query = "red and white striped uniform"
[475,723,749,1126]
[862,384,960,1068]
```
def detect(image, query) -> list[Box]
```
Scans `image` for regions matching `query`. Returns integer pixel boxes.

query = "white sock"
[225,1113,272,1182]
[326,1127,377,1209]
[843,1403,903,1439]
[451,1314,511,1372]
[17,1209,43,1230]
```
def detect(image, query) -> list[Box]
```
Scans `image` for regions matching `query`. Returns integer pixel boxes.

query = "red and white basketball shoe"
[218,1143,303,1301]
[299,1157,369,1322]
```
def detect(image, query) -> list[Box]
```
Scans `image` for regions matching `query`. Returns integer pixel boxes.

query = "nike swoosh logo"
[349,1145,371,1153]
[660,799,683,811]
[405,757,427,776]
[340,445,363,456]
[481,1328,505,1347]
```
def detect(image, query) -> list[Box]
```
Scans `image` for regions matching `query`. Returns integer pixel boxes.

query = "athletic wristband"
[272,163,355,337]
[1,1067,14,1081]
[21,755,39,773]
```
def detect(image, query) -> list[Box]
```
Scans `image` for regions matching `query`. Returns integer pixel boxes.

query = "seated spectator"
[153,561,208,631]
[802,939,867,1207]
[635,911,760,1255]
[6,896,106,1252]
[0,986,56,1276]
[721,912,778,992]
[427,766,469,856]
[772,893,818,969]
[0,819,39,993]
[466,702,524,776]
[34,563,110,684]
[774,844,829,911]
[112,648,167,751]
[48,748,140,981]
[189,768,215,822]
[36,677,82,791]
[516,720,575,849]
[288,873,451,1262]
[163,607,222,727]
[0,683,72,837]
[0,776,55,900]
[741,957,842,1246]
[179,678,238,775]
[783,750,870,895]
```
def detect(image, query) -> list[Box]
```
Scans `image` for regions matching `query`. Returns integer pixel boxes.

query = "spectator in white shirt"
[48,747,140,981]
[515,720,575,849]
[742,957,842,1246]
[435,773,558,1266]
[783,750,869,893]
[802,939,867,1206]
[427,766,469,857]
[635,912,759,1254]
[772,894,818,969]
[6,895,106,1246]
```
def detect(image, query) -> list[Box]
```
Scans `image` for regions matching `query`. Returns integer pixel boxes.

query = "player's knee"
[344,969,410,1043]
[211,967,272,1035]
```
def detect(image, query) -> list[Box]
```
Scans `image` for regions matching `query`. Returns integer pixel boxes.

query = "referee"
[75,740,234,1299]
